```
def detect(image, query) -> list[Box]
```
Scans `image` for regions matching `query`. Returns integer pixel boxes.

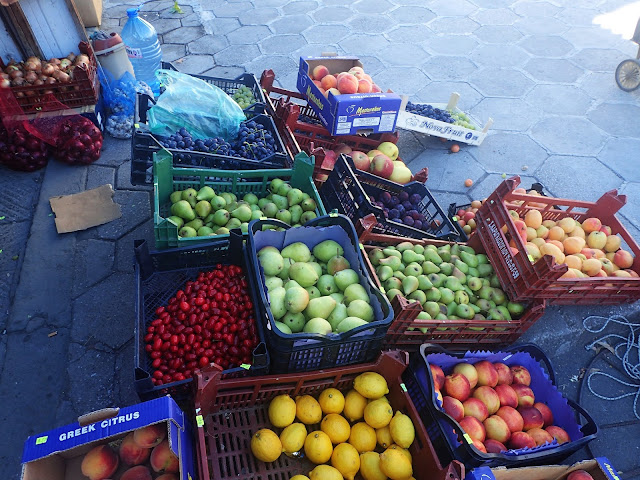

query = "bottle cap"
[126,7,139,16]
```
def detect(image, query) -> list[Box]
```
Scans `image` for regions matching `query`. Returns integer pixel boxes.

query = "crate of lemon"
[193,350,464,480]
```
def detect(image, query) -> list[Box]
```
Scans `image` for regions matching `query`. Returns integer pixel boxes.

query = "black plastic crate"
[321,154,466,241]
[133,231,269,404]
[246,214,394,374]
[403,343,597,470]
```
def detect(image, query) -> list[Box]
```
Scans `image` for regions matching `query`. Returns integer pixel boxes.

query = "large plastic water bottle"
[120,7,162,95]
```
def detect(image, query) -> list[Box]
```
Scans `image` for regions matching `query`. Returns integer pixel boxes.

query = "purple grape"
[410,193,422,205]
[410,210,421,220]
[403,216,415,226]
[388,208,399,219]
[402,201,413,211]
[399,191,409,202]
[389,195,400,206]
[413,220,423,229]
[380,192,392,204]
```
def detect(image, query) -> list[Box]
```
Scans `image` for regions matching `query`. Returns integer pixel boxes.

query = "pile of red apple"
[309,64,382,97]
[79,424,178,480]
[430,360,572,454]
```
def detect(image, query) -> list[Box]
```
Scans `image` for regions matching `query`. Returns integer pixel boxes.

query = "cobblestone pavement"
[1,0,640,478]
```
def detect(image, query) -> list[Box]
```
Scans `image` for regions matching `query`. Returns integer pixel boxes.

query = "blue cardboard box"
[296,56,402,136]
[466,458,620,480]
[21,396,195,480]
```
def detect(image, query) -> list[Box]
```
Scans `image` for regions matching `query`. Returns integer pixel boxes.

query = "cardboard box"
[73,0,103,27]
[21,396,195,480]
[396,93,493,145]
[297,56,402,136]
[466,458,621,480]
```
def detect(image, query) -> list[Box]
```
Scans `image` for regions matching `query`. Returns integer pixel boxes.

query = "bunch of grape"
[298,113,322,126]
[232,86,257,110]
[406,102,454,123]
[450,111,476,130]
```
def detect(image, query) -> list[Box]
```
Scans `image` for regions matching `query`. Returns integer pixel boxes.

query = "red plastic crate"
[193,350,464,480]
[356,214,546,351]
[475,176,640,305]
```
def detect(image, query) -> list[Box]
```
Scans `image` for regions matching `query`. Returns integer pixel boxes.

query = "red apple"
[443,396,465,422]
[496,406,524,433]
[512,384,535,407]
[473,386,501,415]
[533,402,554,427]
[350,151,371,171]
[510,365,531,386]
[459,416,486,443]
[472,439,487,453]
[518,406,544,431]
[493,363,513,385]
[463,397,489,422]
[430,364,446,390]
[483,415,511,444]
[495,384,518,409]
[508,431,536,450]
[545,425,570,444]
[333,144,352,156]
[370,154,394,179]
[474,360,499,387]
[528,427,554,446]
[484,438,507,454]
[453,362,478,389]
[444,373,471,402]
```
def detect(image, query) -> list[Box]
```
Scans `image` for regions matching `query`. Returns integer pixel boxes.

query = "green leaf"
[171,0,184,13]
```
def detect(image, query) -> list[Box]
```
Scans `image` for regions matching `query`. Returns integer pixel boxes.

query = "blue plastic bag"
[148,69,245,140]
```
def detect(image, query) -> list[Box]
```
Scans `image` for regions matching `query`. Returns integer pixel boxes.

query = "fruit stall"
[7,46,639,480]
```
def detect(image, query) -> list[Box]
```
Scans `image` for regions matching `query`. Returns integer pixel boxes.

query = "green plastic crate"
[153,149,326,249]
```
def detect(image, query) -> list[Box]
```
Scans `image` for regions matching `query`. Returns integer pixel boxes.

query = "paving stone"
[96,190,151,241]
[188,34,228,54]
[72,239,116,297]
[467,173,541,200]
[245,55,297,80]
[147,0,181,12]
[425,35,478,56]
[514,16,568,36]
[468,0,513,6]
[427,0,477,16]
[212,1,251,17]
[519,35,574,57]
[386,25,433,44]
[115,338,140,407]
[260,34,307,54]
[339,34,390,56]
[470,97,542,132]
[469,68,534,97]
[251,0,289,6]
[270,14,313,34]
[227,25,273,44]
[471,7,519,25]
[86,165,116,191]
[0,169,42,223]
[372,67,430,95]
[426,191,473,216]
[148,17,181,34]
[570,48,629,73]
[470,132,548,174]
[68,348,118,417]
[395,130,430,164]
[563,26,627,50]
[353,0,393,13]
[290,43,345,62]
[412,150,486,192]
[115,219,154,273]
[523,57,585,83]
[203,16,241,36]
[95,137,131,166]
[378,43,429,66]
[513,1,561,17]
[312,6,354,22]
[412,81,483,111]
[238,7,280,25]
[555,7,601,27]
[162,43,187,62]
[470,44,530,67]
[421,56,478,82]
[181,13,202,27]
[532,117,606,156]
[304,24,351,43]
[473,25,523,44]
[173,54,215,74]
[202,66,246,78]
[116,161,153,192]
[525,84,593,116]
[0,221,29,273]
[428,17,480,35]
[54,399,78,428]
[578,71,634,104]
[0,270,13,329]
[388,6,436,24]
[215,44,261,65]
[163,25,205,44]
[618,182,640,229]
[347,14,395,34]
[283,1,319,14]
[104,4,134,18]
[587,103,640,138]
[598,138,640,183]
[276,70,303,91]
[355,55,385,75]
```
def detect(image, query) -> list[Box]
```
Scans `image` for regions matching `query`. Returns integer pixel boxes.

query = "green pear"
[305,296,336,320]
[424,301,440,318]
[337,317,368,333]
[460,251,479,268]
[393,270,406,280]
[259,250,284,276]
[367,248,385,266]
[308,262,323,278]
[451,244,461,257]
[438,287,455,305]
[385,277,403,292]
[417,275,433,290]
[327,303,348,331]
[507,301,524,317]
[468,267,480,278]
[279,258,294,280]
[414,245,425,254]
[271,194,288,210]
[334,269,359,291]
[281,242,311,262]
[169,190,183,204]
[454,290,469,305]
[454,259,469,274]
[210,195,226,211]
[386,289,402,301]
[379,256,402,271]
[383,248,401,259]
[424,249,443,265]
[171,200,196,221]
[490,274,501,288]
[300,211,317,223]
[422,261,440,274]
[274,321,292,334]
[197,226,214,236]
[497,305,512,321]
[232,205,252,222]
[467,277,482,291]
[220,192,234,205]
[477,254,489,265]
[181,188,197,207]
[269,287,287,320]
[313,240,344,263]
[277,183,292,197]
[226,218,242,229]
[250,203,260,211]
[259,246,280,257]
[215,227,230,235]
[301,198,317,212]
[445,276,463,292]
[343,284,369,305]
[196,186,216,201]
[285,286,309,313]
[347,299,374,322]
[287,188,304,206]
[478,286,493,301]
[282,312,305,333]
[269,178,285,194]
[251,210,264,221]
[403,250,425,264]
[194,201,212,219]
[327,255,350,275]
[276,209,292,224]
[318,274,338,295]
[408,290,427,305]
[167,215,184,229]
[491,288,506,305]
[428,273,444,288]
[395,242,414,252]
[425,287,442,302]
[329,292,344,304]
[212,209,230,226]
[306,286,321,299]
[289,204,303,224]
[243,192,259,205]
[184,218,202,229]
[402,276,419,295]
[303,317,332,335]
[476,299,492,312]
[439,262,454,276]
[376,265,393,282]
[265,277,283,291]
[456,303,474,320]
[477,263,494,278]
[289,262,319,287]
[179,226,197,237]
[262,202,278,218]
[404,263,422,277]
[284,280,301,290]
[301,192,310,201]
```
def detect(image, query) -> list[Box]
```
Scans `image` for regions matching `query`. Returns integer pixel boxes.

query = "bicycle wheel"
[615,59,640,91]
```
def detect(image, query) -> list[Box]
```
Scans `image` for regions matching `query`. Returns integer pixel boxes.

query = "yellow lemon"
[348,422,376,453]
[379,448,413,479]
[290,476,310,480]
[331,443,360,480]
[280,422,307,455]
[321,413,351,444]
[304,430,333,464]
[269,394,296,428]
[353,372,389,399]
[309,465,343,480]
[367,395,389,404]
[250,428,282,462]
[296,395,323,425]
[364,399,393,429]
[343,389,367,422]
[318,388,345,415]
[359,452,387,480]
[389,411,415,448]
[387,444,412,463]
[375,426,393,449]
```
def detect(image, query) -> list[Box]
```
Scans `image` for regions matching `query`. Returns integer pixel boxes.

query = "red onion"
[53,117,102,165]
[0,124,50,172]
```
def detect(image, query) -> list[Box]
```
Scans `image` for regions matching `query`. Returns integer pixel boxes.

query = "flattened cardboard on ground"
[465,458,620,480]
[49,184,122,233]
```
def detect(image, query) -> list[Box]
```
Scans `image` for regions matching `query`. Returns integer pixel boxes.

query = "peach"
[483,415,511,444]
[443,396,465,422]
[535,225,549,239]
[348,66,364,75]
[548,226,566,242]
[565,255,583,270]
[512,384,535,407]
[508,431,536,450]
[539,243,565,265]
[496,406,524,433]
[613,270,632,278]
[563,237,585,255]
[321,74,337,90]
[558,218,576,233]
[533,402,554,427]
[474,361,499,387]
[582,258,603,277]
[627,269,639,277]
[614,249,634,269]
[582,217,602,233]
[580,248,596,259]
[121,465,152,480]
[156,475,179,480]
[459,416,486,442]
[587,231,607,250]
[524,210,542,229]
[120,432,151,466]
[510,366,531,386]
[594,269,607,277]
[134,424,166,448]
[371,83,382,93]
[484,439,507,454]
[545,425,570,444]
[367,149,384,159]
[600,225,612,235]
[81,445,119,480]
[312,65,330,81]
[495,384,518,408]
[514,219,528,243]
[518,406,544,431]
[463,397,489,422]
[472,439,487,453]
[527,428,554,446]
[493,363,513,385]
[357,78,372,93]
[444,373,471,402]
[337,74,358,95]
[150,440,179,474]
[604,235,621,252]
[453,363,478,388]
[430,364,446,390]
[567,470,595,480]
[326,87,341,97]
[473,386,501,415]
[312,80,323,89]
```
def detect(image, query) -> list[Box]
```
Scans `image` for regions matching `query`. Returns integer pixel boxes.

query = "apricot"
[320,74,337,90]
[560,268,582,279]
[600,225,612,235]
[547,239,564,252]
[564,255,583,270]
[530,238,546,249]
[535,225,549,239]
[558,217,576,233]
[525,243,541,261]
[613,270,632,278]
[582,258,603,277]
[337,74,358,94]
[604,235,622,253]
[524,210,542,229]
[582,217,602,233]
[526,227,537,241]
[587,231,607,250]
[312,65,330,81]
[547,226,566,242]
[539,243,565,265]
[613,249,634,269]
[563,237,585,255]
[542,220,556,229]
[569,225,586,239]
[600,258,615,275]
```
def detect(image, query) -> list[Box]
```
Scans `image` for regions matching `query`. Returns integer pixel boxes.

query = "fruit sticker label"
[126,46,143,59]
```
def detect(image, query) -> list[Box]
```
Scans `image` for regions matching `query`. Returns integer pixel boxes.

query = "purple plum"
[410,210,421,220]
[402,201,413,211]
[390,195,400,206]
[403,216,415,226]
[409,193,422,205]
[396,204,406,216]
[388,208,400,219]
[399,191,409,202]
[380,192,392,204]
[413,220,423,229]
[383,208,389,218]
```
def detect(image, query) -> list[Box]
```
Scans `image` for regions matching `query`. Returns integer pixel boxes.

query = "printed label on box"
[353,117,380,127]
[126,46,143,59]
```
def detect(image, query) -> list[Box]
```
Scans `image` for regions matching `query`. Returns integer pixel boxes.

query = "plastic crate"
[354,214,546,352]
[133,232,269,404]
[321,154,466,241]
[404,343,598,470]
[193,350,465,480]
[0,42,99,114]
[246,214,394,373]
[152,149,325,249]
[475,176,640,305]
